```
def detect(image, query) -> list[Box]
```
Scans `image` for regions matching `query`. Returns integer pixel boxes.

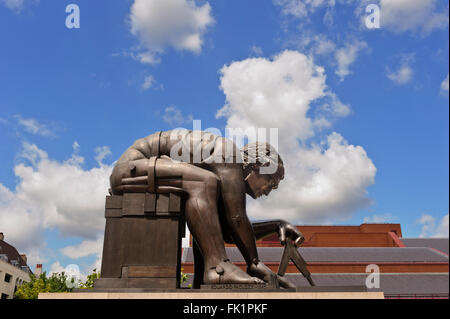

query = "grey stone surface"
[402,238,449,255]
[183,246,449,263]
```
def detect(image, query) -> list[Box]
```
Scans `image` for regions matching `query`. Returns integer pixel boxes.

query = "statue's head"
[241,142,284,199]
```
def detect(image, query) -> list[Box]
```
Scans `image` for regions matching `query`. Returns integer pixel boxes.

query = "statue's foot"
[247,261,295,289]
[204,260,265,285]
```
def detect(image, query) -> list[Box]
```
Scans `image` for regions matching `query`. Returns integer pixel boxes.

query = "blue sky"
[0,0,448,276]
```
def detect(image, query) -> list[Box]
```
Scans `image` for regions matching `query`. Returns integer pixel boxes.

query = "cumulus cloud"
[441,74,449,94]
[248,133,376,223]
[0,142,113,267]
[49,261,65,275]
[386,54,414,85]
[274,2,370,82]
[94,146,112,165]
[0,183,46,262]
[217,50,376,224]
[141,75,155,91]
[334,40,367,81]
[14,115,53,137]
[61,236,103,260]
[273,0,330,18]
[418,214,449,238]
[387,65,413,85]
[163,106,193,126]
[14,143,112,237]
[1,0,39,13]
[1,0,24,12]
[250,45,263,57]
[363,213,396,223]
[300,33,336,57]
[380,0,449,35]
[218,51,328,144]
[129,0,214,64]
[298,34,366,82]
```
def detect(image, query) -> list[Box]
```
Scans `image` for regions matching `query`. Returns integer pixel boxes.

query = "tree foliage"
[14,272,74,299]
[78,269,101,289]
[14,269,101,299]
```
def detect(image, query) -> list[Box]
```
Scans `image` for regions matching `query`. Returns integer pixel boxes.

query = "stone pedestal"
[96,193,185,289]
[39,290,385,299]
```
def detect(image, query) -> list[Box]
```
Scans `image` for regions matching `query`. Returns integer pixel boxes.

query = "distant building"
[183,224,449,299]
[0,233,32,299]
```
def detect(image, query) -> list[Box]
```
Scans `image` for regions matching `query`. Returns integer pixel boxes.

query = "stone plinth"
[98,193,185,289]
[39,291,384,299]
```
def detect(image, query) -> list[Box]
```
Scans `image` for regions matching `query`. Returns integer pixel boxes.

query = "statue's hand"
[247,261,296,289]
[277,221,304,247]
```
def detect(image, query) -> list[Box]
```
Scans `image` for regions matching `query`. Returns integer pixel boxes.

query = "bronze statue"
[109,130,304,288]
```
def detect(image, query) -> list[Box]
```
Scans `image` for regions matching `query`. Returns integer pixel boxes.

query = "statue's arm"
[252,220,304,246]
[211,163,259,265]
[251,220,287,241]
[223,220,304,245]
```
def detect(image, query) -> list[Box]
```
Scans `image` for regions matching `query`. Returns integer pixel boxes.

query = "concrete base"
[39,290,384,299]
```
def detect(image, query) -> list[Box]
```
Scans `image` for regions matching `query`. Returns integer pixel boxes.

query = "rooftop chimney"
[20,254,27,264]
[0,232,4,241]
[35,264,43,276]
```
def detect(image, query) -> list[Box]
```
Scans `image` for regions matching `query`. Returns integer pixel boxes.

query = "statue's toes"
[205,261,266,285]
[252,277,265,284]
[221,272,264,285]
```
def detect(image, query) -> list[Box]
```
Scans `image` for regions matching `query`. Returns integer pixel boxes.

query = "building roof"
[285,273,449,296]
[0,240,28,268]
[180,273,449,297]
[182,247,449,263]
[402,238,449,255]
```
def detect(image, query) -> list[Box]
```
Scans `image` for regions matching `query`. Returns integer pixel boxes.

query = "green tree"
[78,269,101,289]
[14,272,75,299]
[180,268,191,288]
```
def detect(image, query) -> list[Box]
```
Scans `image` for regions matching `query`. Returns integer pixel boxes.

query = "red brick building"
[182,224,449,298]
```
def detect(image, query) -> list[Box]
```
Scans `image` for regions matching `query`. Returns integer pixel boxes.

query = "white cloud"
[320,91,351,118]
[0,142,113,269]
[49,261,65,275]
[129,0,214,64]
[298,34,367,83]
[14,143,112,238]
[273,0,330,18]
[274,2,369,82]
[217,50,376,224]
[418,214,449,238]
[298,33,336,57]
[363,213,396,223]
[380,0,449,35]
[163,106,193,126]
[387,65,413,85]
[0,183,46,263]
[334,40,367,81]
[142,75,155,91]
[218,51,327,144]
[311,36,336,56]
[441,74,449,94]
[1,0,24,12]
[386,54,414,85]
[94,146,112,165]
[250,45,263,56]
[60,236,103,260]
[434,214,449,238]
[15,115,53,137]
[1,0,39,13]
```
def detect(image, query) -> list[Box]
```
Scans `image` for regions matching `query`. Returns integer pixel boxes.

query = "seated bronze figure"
[109,130,303,288]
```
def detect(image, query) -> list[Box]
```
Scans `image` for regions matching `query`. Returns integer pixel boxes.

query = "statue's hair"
[240,142,284,181]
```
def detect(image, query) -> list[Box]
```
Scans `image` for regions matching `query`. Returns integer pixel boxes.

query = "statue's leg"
[192,238,204,289]
[155,157,264,285]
